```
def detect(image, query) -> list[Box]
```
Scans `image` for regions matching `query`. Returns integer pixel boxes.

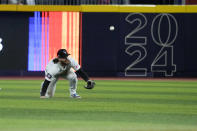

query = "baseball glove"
[84,80,95,89]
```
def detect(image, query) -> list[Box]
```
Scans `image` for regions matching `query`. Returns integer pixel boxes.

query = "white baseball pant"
[41,70,78,98]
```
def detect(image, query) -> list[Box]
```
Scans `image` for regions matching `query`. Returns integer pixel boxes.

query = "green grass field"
[0,79,197,131]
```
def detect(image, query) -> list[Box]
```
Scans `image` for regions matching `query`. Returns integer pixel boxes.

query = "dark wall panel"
[82,13,120,76]
[0,12,32,71]
[82,13,197,77]
[183,14,197,76]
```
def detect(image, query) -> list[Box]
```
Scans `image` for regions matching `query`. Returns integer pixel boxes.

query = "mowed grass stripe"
[0,119,196,131]
[1,79,197,87]
[1,81,197,93]
[1,101,197,115]
[1,97,197,115]
[1,93,197,107]
[0,107,197,125]
[1,92,197,107]
[2,91,197,101]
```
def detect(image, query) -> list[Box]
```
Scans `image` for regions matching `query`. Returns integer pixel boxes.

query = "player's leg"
[40,80,50,98]
[46,78,58,98]
[40,78,58,98]
[62,70,80,98]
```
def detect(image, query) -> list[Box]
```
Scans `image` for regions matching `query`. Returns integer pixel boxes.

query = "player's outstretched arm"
[76,68,89,82]
[76,68,95,89]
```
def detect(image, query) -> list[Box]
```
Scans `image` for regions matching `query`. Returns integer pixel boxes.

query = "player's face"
[58,58,70,66]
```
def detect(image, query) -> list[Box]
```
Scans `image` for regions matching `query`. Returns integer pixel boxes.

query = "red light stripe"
[51,12,56,59]
[75,12,77,62]
[50,12,55,59]
[48,12,53,61]
[75,12,79,63]
[48,12,51,60]
[48,12,63,61]
[62,12,67,50]
[52,12,56,58]
[67,12,70,54]
[59,12,63,51]
[41,11,44,70]
[68,12,71,54]
[72,12,74,61]
[45,12,48,68]
[73,12,76,62]
[71,12,73,59]
[77,12,79,63]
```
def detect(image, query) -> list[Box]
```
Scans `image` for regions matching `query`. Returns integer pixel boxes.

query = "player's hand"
[84,80,95,89]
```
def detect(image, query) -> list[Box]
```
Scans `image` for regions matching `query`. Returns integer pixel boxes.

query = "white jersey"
[45,56,80,81]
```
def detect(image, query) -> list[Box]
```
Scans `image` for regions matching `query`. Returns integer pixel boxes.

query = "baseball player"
[40,49,95,99]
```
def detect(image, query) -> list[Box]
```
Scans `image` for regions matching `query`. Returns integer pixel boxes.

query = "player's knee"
[70,74,78,83]
[72,76,78,83]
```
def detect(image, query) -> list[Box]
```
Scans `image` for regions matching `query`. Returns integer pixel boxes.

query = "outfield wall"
[0,5,197,77]
[82,12,197,77]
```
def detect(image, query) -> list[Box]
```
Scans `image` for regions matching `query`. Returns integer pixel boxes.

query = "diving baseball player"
[40,49,95,99]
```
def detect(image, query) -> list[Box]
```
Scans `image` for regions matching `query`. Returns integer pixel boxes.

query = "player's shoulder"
[48,59,54,64]
[46,59,60,74]
[47,58,58,66]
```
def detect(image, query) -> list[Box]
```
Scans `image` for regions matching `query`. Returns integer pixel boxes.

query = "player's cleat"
[70,93,81,98]
[40,95,50,99]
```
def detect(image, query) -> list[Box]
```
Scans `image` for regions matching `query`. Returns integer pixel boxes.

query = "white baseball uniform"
[42,56,80,97]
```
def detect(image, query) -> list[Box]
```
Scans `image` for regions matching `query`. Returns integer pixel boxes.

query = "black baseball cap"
[57,49,70,58]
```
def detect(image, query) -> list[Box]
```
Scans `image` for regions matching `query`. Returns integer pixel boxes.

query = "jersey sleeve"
[67,56,81,71]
